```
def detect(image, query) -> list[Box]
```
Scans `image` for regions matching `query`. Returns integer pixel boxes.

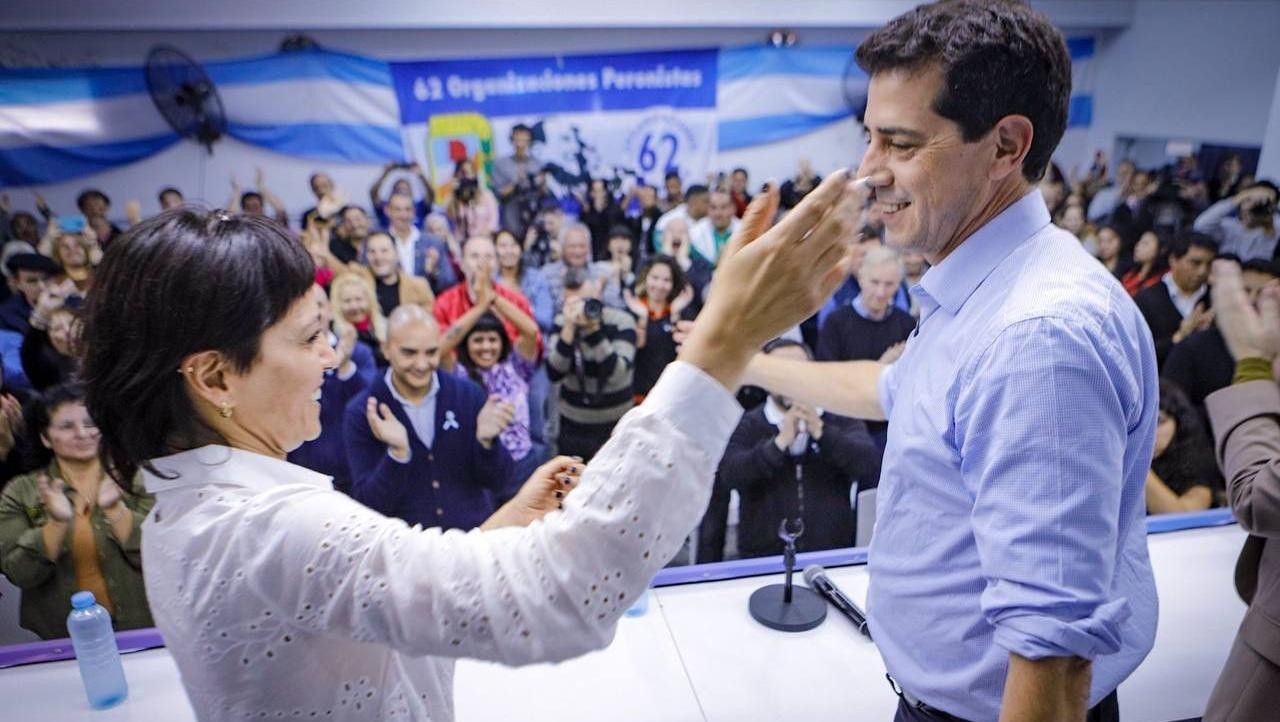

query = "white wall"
[1258,67,1280,182]
[7,1,1280,219]
[1084,0,1280,165]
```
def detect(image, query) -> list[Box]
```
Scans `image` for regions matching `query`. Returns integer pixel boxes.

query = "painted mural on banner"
[388,49,718,202]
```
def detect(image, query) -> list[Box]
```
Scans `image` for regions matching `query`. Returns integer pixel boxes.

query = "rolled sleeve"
[956,317,1139,661]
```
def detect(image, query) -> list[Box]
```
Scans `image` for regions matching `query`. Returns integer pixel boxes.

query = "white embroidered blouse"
[140,361,741,721]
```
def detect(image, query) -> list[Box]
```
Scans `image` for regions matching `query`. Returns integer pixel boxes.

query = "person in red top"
[1120,229,1168,298]
[434,235,542,358]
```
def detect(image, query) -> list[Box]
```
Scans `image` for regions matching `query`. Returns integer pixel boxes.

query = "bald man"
[344,305,515,530]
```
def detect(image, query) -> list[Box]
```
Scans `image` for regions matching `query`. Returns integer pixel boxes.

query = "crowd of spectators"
[0,133,1271,637]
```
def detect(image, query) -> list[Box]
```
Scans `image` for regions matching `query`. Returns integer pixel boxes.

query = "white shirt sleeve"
[223,360,742,666]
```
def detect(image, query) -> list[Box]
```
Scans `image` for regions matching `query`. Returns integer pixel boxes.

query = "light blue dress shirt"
[869,190,1159,720]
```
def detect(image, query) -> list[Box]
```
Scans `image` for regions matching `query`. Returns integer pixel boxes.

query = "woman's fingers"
[767,169,852,246]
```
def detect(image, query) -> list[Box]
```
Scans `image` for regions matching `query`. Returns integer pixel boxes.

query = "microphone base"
[748,584,827,633]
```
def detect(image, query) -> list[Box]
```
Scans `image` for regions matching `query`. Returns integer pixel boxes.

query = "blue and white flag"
[0,48,402,187]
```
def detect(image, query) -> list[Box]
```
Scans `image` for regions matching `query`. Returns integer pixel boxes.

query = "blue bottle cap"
[71,591,97,609]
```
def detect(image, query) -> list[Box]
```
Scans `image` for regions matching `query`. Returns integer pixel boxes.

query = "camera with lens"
[582,298,604,323]
[457,177,478,203]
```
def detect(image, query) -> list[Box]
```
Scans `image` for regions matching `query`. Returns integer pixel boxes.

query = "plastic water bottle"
[624,588,650,617]
[67,591,129,709]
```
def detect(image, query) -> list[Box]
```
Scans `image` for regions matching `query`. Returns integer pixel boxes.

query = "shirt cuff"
[992,596,1129,661]
[387,449,411,464]
[642,361,743,460]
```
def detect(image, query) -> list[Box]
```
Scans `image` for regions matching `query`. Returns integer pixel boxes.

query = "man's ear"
[989,115,1034,182]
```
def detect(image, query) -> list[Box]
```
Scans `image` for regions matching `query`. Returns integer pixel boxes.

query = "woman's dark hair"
[635,254,687,304]
[1152,380,1219,498]
[80,209,315,482]
[855,0,1071,183]
[23,382,90,470]
[455,313,512,387]
[1132,228,1172,278]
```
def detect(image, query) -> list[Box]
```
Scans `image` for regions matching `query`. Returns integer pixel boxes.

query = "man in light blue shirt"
[747,2,1157,719]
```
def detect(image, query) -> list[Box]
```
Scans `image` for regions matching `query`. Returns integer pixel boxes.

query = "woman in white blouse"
[77,172,862,721]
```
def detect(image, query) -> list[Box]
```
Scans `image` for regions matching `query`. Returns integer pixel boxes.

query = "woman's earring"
[219,401,234,419]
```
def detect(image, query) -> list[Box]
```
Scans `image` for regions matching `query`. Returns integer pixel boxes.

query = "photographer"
[492,124,540,237]
[1194,180,1280,262]
[445,158,499,240]
[545,268,636,461]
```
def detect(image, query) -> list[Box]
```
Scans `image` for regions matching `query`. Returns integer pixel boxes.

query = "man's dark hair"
[76,189,110,211]
[80,209,315,482]
[308,172,328,191]
[1168,230,1219,260]
[685,184,710,200]
[855,0,1071,182]
[1248,179,1279,199]
[664,170,681,183]
[731,167,748,177]
[1242,258,1280,278]
[240,191,264,207]
[158,187,183,204]
[511,124,533,138]
[340,204,367,219]
[607,225,635,243]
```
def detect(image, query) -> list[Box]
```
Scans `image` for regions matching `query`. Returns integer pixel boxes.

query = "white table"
[0,523,1247,721]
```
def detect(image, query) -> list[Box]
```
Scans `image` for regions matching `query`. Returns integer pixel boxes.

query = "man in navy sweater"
[344,304,514,530]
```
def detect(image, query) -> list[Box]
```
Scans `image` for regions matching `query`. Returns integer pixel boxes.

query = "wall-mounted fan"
[144,45,227,154]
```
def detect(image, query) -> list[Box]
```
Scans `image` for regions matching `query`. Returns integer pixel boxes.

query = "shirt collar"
[384,368,440,408]
[917,189,1050,316]
[1162,271,1206,303]
[391,225,420,245]
[850,293,890,321]
[144,444,332,494]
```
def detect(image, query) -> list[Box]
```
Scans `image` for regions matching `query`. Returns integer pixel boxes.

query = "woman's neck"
[58,457,103,490]
[499,267,520,284]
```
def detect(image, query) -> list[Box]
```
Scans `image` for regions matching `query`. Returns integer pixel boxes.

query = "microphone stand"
[748,442,826,632]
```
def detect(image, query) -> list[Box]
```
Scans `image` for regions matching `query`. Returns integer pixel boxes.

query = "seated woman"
[74,173,845,718]
[445,311,543,501]
[1146,380,1218,514]
[624,254,697,400]
[1120,229,1168,298]
[329,272,388,368]
[0,383,153,639]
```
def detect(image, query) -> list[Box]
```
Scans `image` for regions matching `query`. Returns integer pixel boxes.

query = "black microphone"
[803,564,872,639]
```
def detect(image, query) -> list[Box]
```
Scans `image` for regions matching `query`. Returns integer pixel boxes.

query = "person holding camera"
[546,268,636,461]
[492,124,539,237]
[1194,180,1280,262]
[445,158,499,241]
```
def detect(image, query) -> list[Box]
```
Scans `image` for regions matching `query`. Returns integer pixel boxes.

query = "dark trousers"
[893,689,1119,722]
[557,416,616,462]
